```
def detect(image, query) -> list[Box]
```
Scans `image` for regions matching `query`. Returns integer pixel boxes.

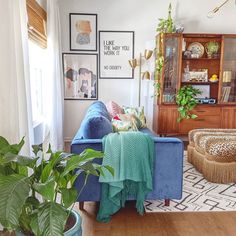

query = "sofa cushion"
[123,106,146,128]
[106,101,124,118]
[87,101,111,121]
[75,101,112,139]
[76,115,112,139]
[112,119,134,132]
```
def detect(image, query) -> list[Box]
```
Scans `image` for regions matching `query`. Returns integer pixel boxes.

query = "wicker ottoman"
[187,129,236,183]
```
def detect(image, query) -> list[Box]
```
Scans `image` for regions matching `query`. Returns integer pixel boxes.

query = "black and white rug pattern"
[144,156,236,212]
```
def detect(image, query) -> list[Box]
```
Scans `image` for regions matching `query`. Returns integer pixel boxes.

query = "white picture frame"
[99,31,134,79]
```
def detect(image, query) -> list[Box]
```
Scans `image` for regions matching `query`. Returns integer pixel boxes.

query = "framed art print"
[99,31,134,79]
[62,53,98,100]
[69,13,97,51]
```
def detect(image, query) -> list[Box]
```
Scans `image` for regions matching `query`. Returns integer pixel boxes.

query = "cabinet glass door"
[220,36,236,103]
[162,34,181,104]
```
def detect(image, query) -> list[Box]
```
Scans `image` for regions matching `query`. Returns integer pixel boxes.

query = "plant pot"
[15,210,82,236]
[65,210,82,236]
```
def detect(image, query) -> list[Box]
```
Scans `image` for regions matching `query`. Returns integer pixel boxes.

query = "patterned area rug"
[144,155,236,212]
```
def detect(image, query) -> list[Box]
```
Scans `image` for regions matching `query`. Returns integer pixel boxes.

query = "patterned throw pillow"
[123,106,146,128]
[106,101,124,118]
[117,114,142,130]
[112,119,134,132]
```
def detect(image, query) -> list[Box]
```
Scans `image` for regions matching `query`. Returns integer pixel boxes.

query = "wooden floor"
[76,201,236,236]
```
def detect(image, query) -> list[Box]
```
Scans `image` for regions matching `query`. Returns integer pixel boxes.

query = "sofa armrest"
[147,137,184,200]
[71,138,103,154]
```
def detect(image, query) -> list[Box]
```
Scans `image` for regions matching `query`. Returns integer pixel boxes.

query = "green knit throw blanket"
[96,131,154,222]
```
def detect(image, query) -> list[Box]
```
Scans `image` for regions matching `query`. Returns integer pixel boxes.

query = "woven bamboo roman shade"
[26,0,47,48]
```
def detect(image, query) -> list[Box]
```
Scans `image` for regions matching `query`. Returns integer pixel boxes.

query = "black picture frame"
[69,13,97,51]
[99,31,135,79]
[62,53,98,100]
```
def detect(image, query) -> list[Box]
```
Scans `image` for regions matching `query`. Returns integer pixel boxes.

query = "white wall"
[59,0,236,141]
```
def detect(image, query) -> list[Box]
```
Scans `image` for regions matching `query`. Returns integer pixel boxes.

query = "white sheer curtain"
[0,0,34,155]
[45,0,64,151]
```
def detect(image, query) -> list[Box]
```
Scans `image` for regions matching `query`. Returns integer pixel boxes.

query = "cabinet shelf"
[182,58,220,61]
[154,33,236,136]
[181,81,219,85]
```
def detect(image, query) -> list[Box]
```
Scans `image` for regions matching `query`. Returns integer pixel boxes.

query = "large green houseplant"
[176,85,202,122]
[0,136,113,236]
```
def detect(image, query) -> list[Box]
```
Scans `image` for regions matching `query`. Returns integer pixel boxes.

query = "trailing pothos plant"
[154,3,175,96]
[176,85,202,122]
[0,136,113,236]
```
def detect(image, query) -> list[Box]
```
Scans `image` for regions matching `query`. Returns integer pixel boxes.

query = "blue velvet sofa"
[71,101,184,209]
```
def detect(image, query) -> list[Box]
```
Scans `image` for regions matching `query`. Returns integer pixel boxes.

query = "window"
[28,40,47,125]
[27,0,47,48]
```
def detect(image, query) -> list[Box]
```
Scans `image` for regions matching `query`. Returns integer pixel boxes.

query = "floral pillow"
[117,114,142,130]
[112,119,134,132]
[123,106,146,128]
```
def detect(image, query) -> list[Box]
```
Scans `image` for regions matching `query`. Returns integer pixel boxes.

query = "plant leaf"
[0,174,30,230]
[79,149,104,161]
[103,165,115,176]
[30,213,40,236]
[19,196,40,232]
[60,187,78,208]
[62,149,103,176]
[0,136,9,149]
[0,153,37,168]
[33,180,55,201]
[80,162,99,176]
[32,144,43,156]
[37,202,68,236]
[191,114,198,119]
[40,151,62,183]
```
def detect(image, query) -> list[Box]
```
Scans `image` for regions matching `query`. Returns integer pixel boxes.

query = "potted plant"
[0,136,113,236]
[176,85,202,122]
[205,41,219,58]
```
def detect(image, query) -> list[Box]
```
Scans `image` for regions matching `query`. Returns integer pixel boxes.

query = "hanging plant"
[154,3,175,96]
[176,85,202,122]
[156,3,175,34]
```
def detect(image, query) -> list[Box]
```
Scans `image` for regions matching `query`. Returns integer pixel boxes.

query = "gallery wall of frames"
[62,13,134,100]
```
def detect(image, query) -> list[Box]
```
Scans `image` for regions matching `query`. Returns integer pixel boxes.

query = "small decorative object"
[63,53,98,100]
[192,85,210,98]
[175,24,184,33]
[183,50,192,59]
[99,31,134,79]
[183,61,190,81]
[191,53,200,59]
[189,69,208,82]
[187,42,205,58]
[70,13,97,51]
[209,74,219,82]
[205,41,220,58]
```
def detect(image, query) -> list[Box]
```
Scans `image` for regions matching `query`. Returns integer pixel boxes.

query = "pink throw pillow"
[106,101,124,118]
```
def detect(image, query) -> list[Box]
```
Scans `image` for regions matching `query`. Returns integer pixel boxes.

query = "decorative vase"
[15,210,82,236]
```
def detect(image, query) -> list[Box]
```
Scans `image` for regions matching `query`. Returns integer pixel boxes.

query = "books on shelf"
[221,86,231,102]
[223,71,232,82]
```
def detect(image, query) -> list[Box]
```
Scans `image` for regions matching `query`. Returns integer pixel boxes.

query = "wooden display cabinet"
[153,33,236,136]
